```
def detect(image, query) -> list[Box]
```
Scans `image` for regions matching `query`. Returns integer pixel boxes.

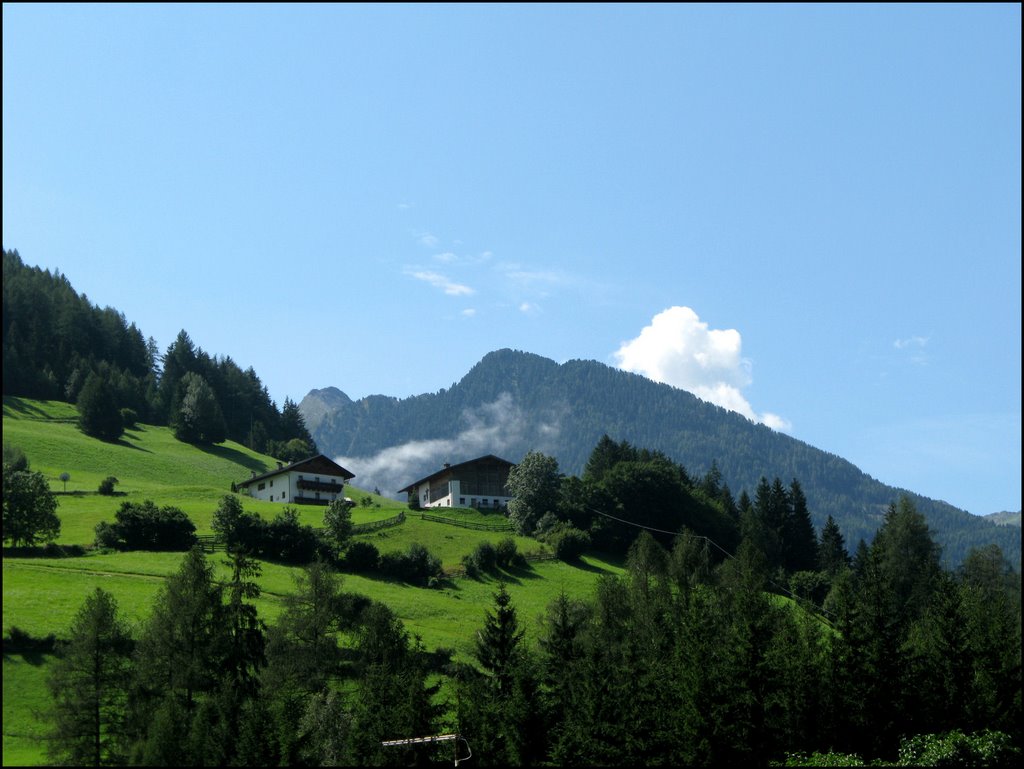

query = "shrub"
[94,521,121,550]
[494,537,522,569]
[265,507,320,564]
[211,494,265,553]
[897,730,1019,767]
[533,511,561,538]
[344,541,381,572]
[95,500,197,551]
[119,408,138,429]
[465,541,497,575]
[547,524,591,561]
[379,542,443,586]
[98,476,119,495]
[3,441,30,472]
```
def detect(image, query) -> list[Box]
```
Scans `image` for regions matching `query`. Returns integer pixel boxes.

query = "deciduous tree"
[3,468,60,546]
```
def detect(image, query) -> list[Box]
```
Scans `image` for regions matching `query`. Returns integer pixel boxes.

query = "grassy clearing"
[2,654,55,768]
[3,397,625,766]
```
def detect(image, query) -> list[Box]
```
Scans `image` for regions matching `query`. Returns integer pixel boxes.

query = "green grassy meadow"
[2,397,622,766]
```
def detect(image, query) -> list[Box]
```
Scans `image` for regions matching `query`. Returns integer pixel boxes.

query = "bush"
[494,537,522,569]
[897,730,1019,767]
[265,507,321,564]
[2,441,30,472]
[379,542,443,586]
[466,541,497,575]
[533,511,561,538]
[211,494,265,553]
[345,541,381,572]
[98,476,119,495]
[119,408,138,429]
[546,524,591,561]
[94,500,197,551]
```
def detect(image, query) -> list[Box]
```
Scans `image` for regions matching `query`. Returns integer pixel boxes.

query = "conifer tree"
[784,478,818,573]
[77,372,124,441]
[818,514,850,576]
[47,588,133,767]
[129,548,226,759]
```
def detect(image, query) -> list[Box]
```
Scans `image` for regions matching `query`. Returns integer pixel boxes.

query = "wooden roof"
[237,454,355,487]
[397,454,514,494]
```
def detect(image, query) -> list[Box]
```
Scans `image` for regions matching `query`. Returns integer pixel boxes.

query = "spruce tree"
[818,515,850,576]
[47,588,133,767]
[783,479,818,573]
[130,547,226,759]
[77,372,124,441]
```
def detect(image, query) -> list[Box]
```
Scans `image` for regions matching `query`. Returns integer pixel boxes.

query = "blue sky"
[4,4,1020,516]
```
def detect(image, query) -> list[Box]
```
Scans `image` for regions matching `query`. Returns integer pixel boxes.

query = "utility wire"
[586,505,837,623]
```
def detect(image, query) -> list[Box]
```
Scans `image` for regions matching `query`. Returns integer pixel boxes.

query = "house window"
[270,480,274,487]
[258,482,266,491]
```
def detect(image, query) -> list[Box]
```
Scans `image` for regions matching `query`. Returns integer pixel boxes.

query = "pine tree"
[77,372,124,441]
[130,548,226,758]
[475,583,526,694]
[47,588,133,767]
[818,515,850,576]
[783,479,818,573]
[172,371,227,444]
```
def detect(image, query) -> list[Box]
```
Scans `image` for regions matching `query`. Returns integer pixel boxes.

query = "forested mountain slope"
[302,349,1020,569]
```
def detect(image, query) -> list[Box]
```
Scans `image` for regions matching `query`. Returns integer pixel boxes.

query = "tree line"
[44,501,1020,766]
[3,249,314,457]
[38,435,1021,766]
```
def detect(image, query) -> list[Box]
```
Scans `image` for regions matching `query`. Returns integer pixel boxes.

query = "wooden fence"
[196,534,226,553]
[420,513,514,532]
[351,511,406,535]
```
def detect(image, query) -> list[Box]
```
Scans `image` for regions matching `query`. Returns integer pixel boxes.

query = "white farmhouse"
[236,454,355,506]
[398,454,514,510]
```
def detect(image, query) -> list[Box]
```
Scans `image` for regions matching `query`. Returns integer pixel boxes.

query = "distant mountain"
[301,348,1020,570]
[984,510,1022,528]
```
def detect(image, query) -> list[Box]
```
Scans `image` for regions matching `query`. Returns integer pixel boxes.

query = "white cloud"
[894,335,929,350]
[893,335,930,365]
[613,306,791,431]
[406,270,475,296]
[461,308,477,318]
[416,232,440,248]
[519,301,540,314]
[433,251,458,263]
[337,393,559,497]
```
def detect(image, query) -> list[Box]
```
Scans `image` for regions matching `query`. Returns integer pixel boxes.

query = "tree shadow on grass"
[561,556,617,575]
[2,396,51,418]
[112,437,151,452]
[3,628,58,666]
[193,442,269,475]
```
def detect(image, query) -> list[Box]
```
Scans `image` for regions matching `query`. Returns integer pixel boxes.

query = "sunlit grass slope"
[3,396,624,766]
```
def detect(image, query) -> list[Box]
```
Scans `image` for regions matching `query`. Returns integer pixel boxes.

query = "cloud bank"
[337,393,559,498]
[613,306,790,431]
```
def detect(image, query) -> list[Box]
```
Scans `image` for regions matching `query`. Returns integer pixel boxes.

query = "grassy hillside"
[2,397,623,766]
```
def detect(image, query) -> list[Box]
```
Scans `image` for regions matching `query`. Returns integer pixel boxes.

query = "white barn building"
[236,454,355,506]
[398,454,514,510]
